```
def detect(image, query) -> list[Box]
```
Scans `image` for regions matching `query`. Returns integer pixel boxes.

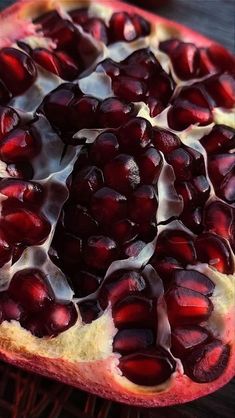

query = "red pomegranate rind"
[0,0,234,409]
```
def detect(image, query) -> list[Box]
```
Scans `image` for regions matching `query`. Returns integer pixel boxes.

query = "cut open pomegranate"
[0,0,234,409]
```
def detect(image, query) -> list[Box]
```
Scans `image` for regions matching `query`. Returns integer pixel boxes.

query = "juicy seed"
[167,148,193,181]
[171,325,210,357]
[43,302,77,336]
[113,328,155,354]
[0,179,44,206]
[200,125,235,154]
[109,12,138,42]
[0,106,20,140]
[119,117,152,153]
[0,227,13,267]
[83,235,118,271]
[184,340,230,383]
[98,97,135,128]
[156,230,196,265]
[195,233,234,274]
[113,296,153,328]
[71,166,104,204]
[91,187,127,224]
[168,42,200,80]
[168,100,213,131]
[0,295,23,321]
[173,269,215,296]
[104,154,140,194]
[119,349,176,386]
[90,132,119,166]
[152,128,181,154]
[0,128,40,163]
[128,185,158,223]
[166,286,213,325]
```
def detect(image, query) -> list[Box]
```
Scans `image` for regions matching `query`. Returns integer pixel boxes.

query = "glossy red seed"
[99,271,146,310]
[0,106,20,140]
[159,39,180,55]
[113,76,147,102]
[169,42,200,80]
[195,232,234,274]
[90,132,119,166]
[32,48,62,77]
[104,154,140,194]
[119,117,152,153]
[175,181,196,208]
[178,85,212,109]
[149,72,174,104]
[180,207,203,235]
[113,328,154,354]
[70,96,100,130]
[109,12,137,42]
[84,235,118,270]
[146,97,164,117]
[157,230,196,265]
[55,50,80,80]
[0,179,44,206]
[152,128,181,154]
[171,325,210,357]
[207,44,235,73]
[167,148,193,181]
[83,18,108,44]
[152,257,183,283]
[44,20,76,49]
[98,97,135,128]
[128,185,158,223]
[123,240,146,258]
[64,205,98,238]
[111,219,137,243]
[173,269,215,296]
[78,301,100,323]
[198,48,218,76]
[119,349,175,386]
[0,294,23,321]
[0,227,12,267]
[99,58,121,78]
[72,270,101,297]
[91,187,127,224]
[0,128,40,163]
[69,8,89,25]
[113,296,153,328]
[2,209,51,246]
[166,286,213,325]
[208,154,235,182]
[184,340,230,383]
[0,48,37,96]
[200,125,235,154]
[219,172,235,203]
[71,166,104,204]
[44,302,77,336]
[132,14,150,37]
[204,73,235,108]
[9,270,51,313]
[168,100,213,131]
[192,175,210,204]
[34,10,61,27]
[122,49,161,80]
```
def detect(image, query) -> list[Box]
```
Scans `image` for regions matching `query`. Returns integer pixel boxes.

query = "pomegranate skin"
[0,0,234,410]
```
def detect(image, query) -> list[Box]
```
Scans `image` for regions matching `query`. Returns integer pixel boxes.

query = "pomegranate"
[0,0,234,409]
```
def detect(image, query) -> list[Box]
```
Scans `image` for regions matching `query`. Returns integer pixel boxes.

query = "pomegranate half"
[0,0,234,407]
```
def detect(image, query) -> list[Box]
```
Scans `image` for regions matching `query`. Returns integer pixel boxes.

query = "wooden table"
[0,1,234,417]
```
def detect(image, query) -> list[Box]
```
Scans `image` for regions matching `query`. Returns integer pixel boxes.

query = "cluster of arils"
[0,2,234,393]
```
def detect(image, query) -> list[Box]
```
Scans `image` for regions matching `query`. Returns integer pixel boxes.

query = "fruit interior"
[0,0,234,401]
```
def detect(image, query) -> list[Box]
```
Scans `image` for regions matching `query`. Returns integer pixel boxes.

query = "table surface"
[0,1,234,418]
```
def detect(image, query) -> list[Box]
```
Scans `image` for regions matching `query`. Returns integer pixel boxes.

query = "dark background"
[0,1,234,417]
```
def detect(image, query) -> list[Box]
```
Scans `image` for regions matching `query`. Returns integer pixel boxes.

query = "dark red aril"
[167,148,193,181]
[0,227,13,267]
[113,328,154,354]
[43,302,77,336]
[203,201,235,245]
[171,325,210,357]
[109,12,138,43]
[167,42,200,80]
[98,98,135,128]
[0,128,40,163]
[152,257,183,284]
[91,187,127,224]
[122,48,161,80]
[6,162,34,180]
[128,185,158,223]
[113,296,153,328]
[0,80,11,104]
[104,154,140,194]
[90,132,119,166]
[83,235,118,271]
[123,239,146,258]
[56,232,82,265]
[119,117,152,153]
[71,166,104,204]
[156,230,196,265]
[69,8,89,25]
[0,294,23,321]
[72,271,101,297]
[83,18,108,44]
[0,48,37,96]
[152,128,181,154]
[0,179,44,206]
[113,76,147,102]
[173,269,215,296]
[195,233,234,274]
[69,96,100,130]
[168,100,213,131]
[204,73,235,108]
[0,106,20,140]
[119,349,175,386]
[200,125,235,154]
[110,219,137,243]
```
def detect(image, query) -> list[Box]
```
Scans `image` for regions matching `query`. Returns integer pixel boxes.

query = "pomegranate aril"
[192,175,210,204]
[99,271,146,310]
[175,181,196,208]
[91,187,127,224]
[204,73,235,108]
[34,10,61,27]
[159,39,180,55]
[156,230,196,265]
[55,51,80,80]
[147,97,164,117]
[200,125,235,154]
[83,18,108,44]
[203,201,234,243]
[43,19,76,49]
[71,166,104,204]
[22,316,45,338]
[0,128,40,163]
[166,286,213,326]
[149,72,174,105]
[0,179,44,206]
[168,100,213,131]
[0,48,37,96]
[207,44,235,73]
[109,12,137,43]
[2,209,51,246]
[0,227,12,267]
[90,132,119,166]
[111,219,137,243]
[171,325,210,357]
[184,340,230,383]
[173,270,215,296]
[167,42,199,80]
[69,8,89,25]
[32,48,65,79]
[122,49,161,80]
[119,117,152,153]
[198,48,218,76]
[119,349,175,386]
[195,232,234,274]
[104,154,140,194]
[70,96,100,131]
[72,271,100,297]
[9,270,51,313]
[178,85,212,109]
[113,76,147,102]
[128,185,158,223]
[113,296,153,328]
[0,106,20,140]
[181,207,203,235]
[0,294,23,321]
[6,162,34,180]
[43,302,77,336]
[84,235,118,271]
[219,172,235,203]
[132,14,150,37]
[208,154,235,182]
[167,148,193,181]
[113,328,154,354]
[152,128,181,154]
[99,58,121,78]
[152,257,183,284]
[64,205,98,238]
[98,98,135,128]
[123,240,146,258]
